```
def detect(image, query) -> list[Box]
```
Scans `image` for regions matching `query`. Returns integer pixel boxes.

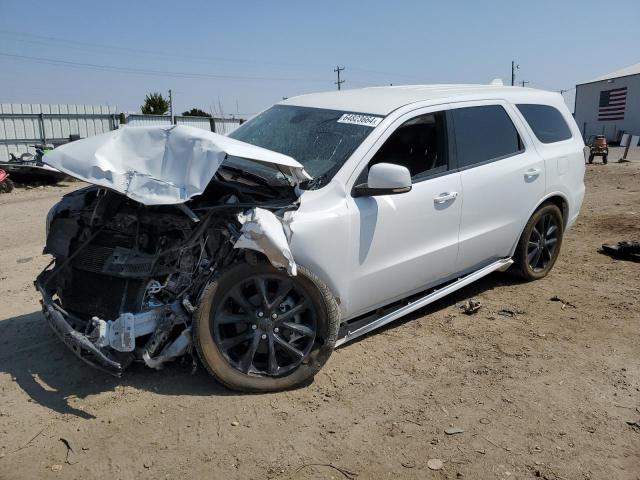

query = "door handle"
[434,191,458,204]
[524,168,541,178]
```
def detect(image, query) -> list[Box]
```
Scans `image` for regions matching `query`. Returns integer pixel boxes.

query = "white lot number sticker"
[337,113,383,128]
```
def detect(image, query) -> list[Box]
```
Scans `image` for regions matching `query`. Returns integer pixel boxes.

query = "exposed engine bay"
[36,175,299,375]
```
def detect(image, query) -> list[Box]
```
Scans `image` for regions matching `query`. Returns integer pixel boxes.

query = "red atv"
[0,169,14,193]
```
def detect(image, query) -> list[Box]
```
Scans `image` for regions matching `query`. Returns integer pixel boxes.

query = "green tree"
[141,92,169,115]
[182,108,211,117]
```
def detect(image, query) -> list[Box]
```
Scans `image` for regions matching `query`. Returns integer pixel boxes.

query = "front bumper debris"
[35,277,125,376]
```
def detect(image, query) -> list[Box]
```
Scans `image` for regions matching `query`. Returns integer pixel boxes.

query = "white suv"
[38,84,585,392]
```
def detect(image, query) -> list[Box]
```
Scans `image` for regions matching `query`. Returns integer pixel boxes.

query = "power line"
[0,29,328,69]
[334,66,345,91]
[0,30,429,85]
[0,52,330,84]
[347,66,421,82]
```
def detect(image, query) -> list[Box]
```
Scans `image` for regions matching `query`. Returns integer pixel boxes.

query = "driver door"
[345,107,462,317]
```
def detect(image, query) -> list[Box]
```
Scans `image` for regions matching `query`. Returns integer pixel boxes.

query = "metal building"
[574,63,640,142]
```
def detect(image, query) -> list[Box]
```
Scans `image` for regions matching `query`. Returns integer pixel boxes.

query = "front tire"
[602,154,608,164]
[512,203,564,281]
[193,261,339,392]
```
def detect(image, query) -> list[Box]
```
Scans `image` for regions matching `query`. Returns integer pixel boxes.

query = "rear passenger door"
[451,102,545,273]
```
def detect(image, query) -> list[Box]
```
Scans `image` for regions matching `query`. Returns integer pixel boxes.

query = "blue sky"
[0,0,638,116]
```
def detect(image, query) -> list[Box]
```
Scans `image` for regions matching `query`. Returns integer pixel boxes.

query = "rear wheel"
[512,203,563,281]
[602,154,608,164]
[0,178,13,193]
[588,154,594,164]
[193,261,339,392]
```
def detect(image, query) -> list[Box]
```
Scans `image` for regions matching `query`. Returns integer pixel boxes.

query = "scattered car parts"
[601,240,640,262]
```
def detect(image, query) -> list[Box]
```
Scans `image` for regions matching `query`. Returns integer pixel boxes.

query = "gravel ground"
[0,158,639,480]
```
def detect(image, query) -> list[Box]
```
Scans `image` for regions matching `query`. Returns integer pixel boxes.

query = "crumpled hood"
[44,125,311,205]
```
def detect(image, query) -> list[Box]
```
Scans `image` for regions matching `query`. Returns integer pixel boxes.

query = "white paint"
[286,85,585,321]
[43,125,311,205]
[234,208,297,276]
[43,85,586,326]
[336,258,513,346]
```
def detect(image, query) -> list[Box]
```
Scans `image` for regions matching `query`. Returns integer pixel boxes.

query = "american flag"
[598,87,627,121]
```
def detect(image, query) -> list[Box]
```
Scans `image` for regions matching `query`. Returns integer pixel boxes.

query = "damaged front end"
[35,126,304,376]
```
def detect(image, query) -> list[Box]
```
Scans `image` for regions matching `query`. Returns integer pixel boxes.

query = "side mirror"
[353,163,412,197]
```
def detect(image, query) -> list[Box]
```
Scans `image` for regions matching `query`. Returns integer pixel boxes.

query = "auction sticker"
[337,113,383,127]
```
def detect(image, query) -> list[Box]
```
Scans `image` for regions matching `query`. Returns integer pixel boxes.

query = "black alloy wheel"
[193,261,340,392]
[212,274,317,377]
[513,203,564,281]
[526,213,560,273]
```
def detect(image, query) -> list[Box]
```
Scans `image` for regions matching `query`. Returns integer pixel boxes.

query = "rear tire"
[0,178,13,193]
[193,261,340,392]
[602,154,608,164]
[512,203,564,281]
[588,154,594,164]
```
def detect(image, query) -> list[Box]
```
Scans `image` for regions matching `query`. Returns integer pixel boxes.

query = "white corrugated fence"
[0,104,245,160]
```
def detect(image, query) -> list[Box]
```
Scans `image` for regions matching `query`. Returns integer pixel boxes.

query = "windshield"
[227,105,382,189]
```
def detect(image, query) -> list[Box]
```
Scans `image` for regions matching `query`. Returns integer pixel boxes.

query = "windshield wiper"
[219,164,284,192]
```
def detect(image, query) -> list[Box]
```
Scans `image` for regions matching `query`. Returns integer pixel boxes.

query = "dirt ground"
[1,151,639,480]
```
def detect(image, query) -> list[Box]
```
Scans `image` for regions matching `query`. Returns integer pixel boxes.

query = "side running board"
[335,258,513,347]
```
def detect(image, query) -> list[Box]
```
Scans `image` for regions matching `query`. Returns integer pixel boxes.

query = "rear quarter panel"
[512,98,585,233]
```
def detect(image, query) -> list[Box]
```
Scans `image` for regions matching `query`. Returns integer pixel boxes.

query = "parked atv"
[587,135,608,164]
[0,169,14,193]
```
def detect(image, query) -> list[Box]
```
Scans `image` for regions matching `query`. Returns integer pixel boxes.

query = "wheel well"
[543,195,568,228]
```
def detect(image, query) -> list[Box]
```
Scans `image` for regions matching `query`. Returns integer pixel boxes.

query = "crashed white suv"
[37,84,585,391]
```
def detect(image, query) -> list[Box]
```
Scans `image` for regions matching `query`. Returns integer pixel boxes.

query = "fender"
[508,190,570,257]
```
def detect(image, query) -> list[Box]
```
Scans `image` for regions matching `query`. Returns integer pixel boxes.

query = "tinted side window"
[369,111,448,180]
[516,104,572,143]
[452,105,523,168]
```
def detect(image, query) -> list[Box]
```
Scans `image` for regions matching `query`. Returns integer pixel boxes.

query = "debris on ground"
[59,438,77,465]
[550,296,577,310]
[445,427,465,435]
[460,298,481,315]
[626,420,640,433]
[427,459,444,470]
[2,161,640,479]
[294,463,358,479]
[498,309,516,318]
[601,240,640,262]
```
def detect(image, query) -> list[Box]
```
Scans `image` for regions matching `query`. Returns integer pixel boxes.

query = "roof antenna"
[490,78,504,86]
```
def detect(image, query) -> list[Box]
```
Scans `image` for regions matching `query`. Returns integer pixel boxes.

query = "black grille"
[72,245,114,273]
[60,269,145,320]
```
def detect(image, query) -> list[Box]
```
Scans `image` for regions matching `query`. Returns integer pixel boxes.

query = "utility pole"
[511,61,519,86]
[334,66,345,91]
[168,89,173,122]
[521,80,530,87]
